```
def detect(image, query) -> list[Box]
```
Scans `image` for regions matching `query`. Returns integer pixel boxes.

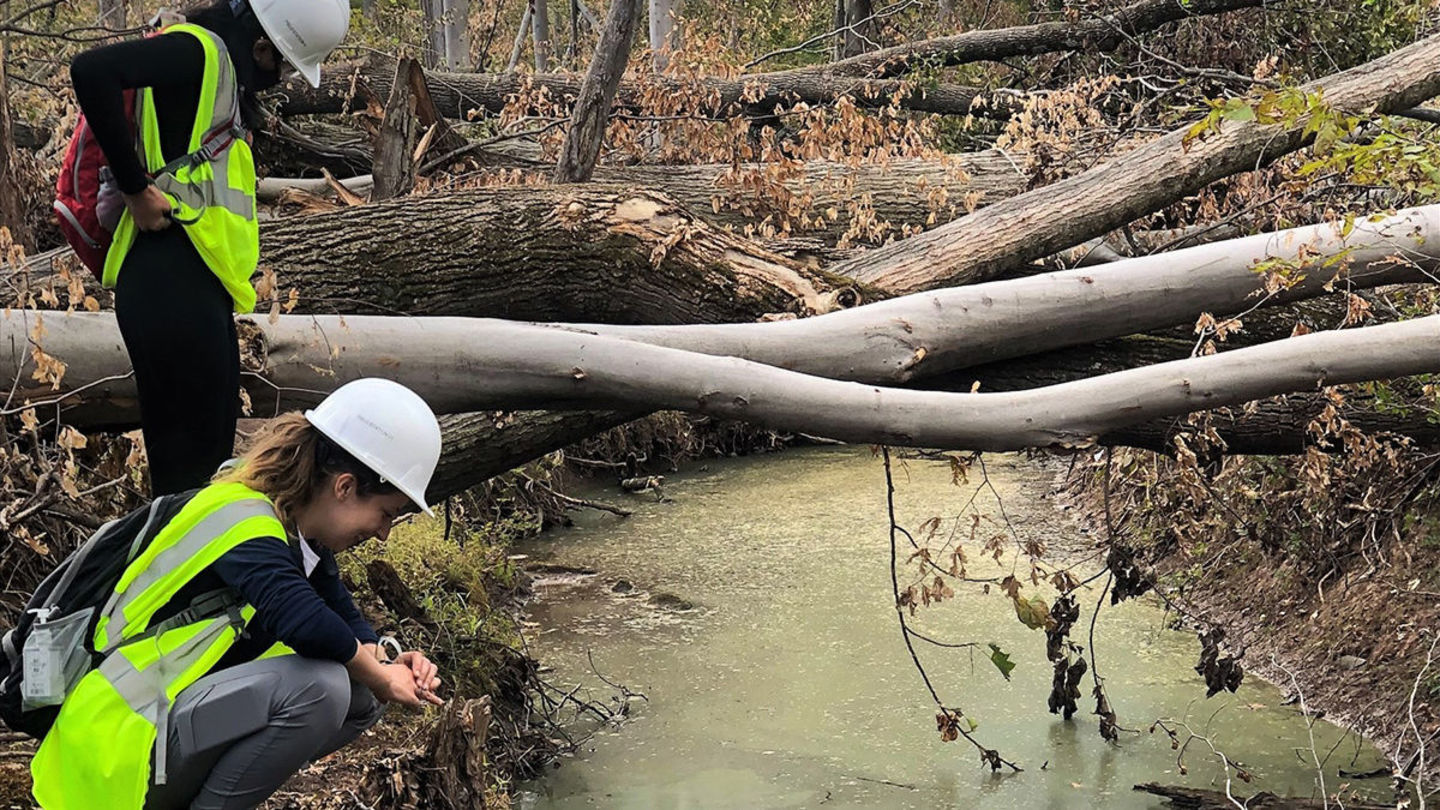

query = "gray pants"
[144,655,384,810]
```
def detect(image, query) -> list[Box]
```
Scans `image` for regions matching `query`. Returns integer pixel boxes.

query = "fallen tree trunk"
[429,410,640,501]
[274,58,1012,120]
[831,33,1440,293]
[10,115,49,150]
[568,205,1440,383]
[257,185,858,322]
[953,336,1440,453]
[7,311,1439,453]
[817,0,1264,79]
[255,153,1030,243]
[19,205,1439,381]
[1133,783,1390,809]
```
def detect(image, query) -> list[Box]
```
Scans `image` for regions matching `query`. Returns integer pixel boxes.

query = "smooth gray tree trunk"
[531,0,553,72]
[6,311,1438,452]
[648,0,680,72]
[442,0,471,69]
[507,5,532,71]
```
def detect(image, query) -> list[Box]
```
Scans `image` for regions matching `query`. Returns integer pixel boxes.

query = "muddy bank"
[1059,450,1440,792]
[1154,546,1439,777]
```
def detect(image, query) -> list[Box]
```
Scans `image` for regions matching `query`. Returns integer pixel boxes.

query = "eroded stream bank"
[514,448,1393,808]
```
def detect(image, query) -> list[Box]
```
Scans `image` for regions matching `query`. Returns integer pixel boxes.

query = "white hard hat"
[305,378,442,516]
[249,0,349,88]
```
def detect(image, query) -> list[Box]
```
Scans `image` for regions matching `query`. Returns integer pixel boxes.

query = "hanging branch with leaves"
[881,446,1021,773]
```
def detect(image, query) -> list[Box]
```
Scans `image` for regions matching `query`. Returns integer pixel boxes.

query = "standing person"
[68,0,350,496]
[30,378,447,810]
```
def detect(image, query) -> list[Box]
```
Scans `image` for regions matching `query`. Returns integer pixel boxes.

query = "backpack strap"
[26,516,124,623]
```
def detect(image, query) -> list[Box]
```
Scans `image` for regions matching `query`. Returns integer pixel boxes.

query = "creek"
[514,447,1392,808]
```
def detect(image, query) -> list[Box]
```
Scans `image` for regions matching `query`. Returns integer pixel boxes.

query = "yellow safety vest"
[101,23,260,314]
[30,482,286,810]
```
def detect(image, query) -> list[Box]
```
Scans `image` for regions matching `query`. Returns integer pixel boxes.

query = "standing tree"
[442,0,471,69]
[422,0,444,67]
[532,0,553,71]
[553,0,643,182]
[0,37,33,253]
[648,0,681,72]
[838,0,877,58]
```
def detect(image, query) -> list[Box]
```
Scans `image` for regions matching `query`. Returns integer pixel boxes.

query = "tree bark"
[256,152,1029,241]
[507,4,532,72]
[831,32,1440,294]
[10,115,49,150]
[275,58,1012,120]
[553,0,643,183]
[0,39,34,253]
[7,311,1439,453]
[1132,783,1390,810]
[442,0,471,70]
[840,0,877,58]
[950,336,1440,454]
[371,59,424,201]
[25,203,1436,377]
[252,118,375,177]
[648,0,680,72]
[430,410,640,501]
[257,186,853,323]
[568,205,1440,383]
[422,0,445,69]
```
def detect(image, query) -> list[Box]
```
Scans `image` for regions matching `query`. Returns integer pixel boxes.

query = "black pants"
[114,227,239,497]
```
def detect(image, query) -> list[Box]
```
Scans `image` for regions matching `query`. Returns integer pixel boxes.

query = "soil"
[1056,461,1440,789]
[1162,543,1440,778]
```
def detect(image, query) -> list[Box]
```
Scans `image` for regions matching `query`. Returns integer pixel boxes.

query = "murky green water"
[514,448,1391,809]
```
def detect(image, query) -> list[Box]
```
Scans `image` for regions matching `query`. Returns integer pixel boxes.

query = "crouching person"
[30,378,446,810]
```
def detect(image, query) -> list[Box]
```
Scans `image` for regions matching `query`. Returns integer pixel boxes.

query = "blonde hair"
[214,412,396,528]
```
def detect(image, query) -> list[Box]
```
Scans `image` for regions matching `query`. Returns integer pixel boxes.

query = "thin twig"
[882,447,1022,773]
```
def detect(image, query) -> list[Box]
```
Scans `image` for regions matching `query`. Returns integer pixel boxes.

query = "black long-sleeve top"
[157,537,379,669]
[69,32,208,195]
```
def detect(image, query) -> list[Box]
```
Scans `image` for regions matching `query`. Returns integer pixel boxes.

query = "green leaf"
[1221,103,1256,123]
[1183,118,1212,145]
[988,643,1016,681]
[1013,594,1052,630]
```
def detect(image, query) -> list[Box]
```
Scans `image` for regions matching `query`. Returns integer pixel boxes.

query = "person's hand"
[372,660,429,708]
[395,650,444,705]
[122,185,173,231]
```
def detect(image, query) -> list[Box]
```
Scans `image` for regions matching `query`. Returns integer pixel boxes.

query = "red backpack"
[52,88,138,280]
[52,18,197,281]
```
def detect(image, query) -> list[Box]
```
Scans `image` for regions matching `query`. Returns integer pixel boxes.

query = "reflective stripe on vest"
[100,23,260,314]
[30,482,285,810]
